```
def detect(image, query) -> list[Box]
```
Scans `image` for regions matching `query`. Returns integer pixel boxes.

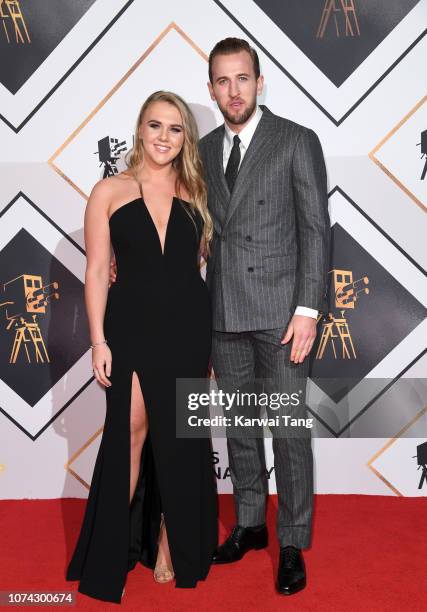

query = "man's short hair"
[208,37,260,83]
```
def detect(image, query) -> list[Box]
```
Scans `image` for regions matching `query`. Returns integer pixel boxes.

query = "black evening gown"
[66,195,218,603]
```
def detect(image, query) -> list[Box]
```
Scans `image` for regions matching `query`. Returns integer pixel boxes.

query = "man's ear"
[256,74,264,96]
[207,81,216,102]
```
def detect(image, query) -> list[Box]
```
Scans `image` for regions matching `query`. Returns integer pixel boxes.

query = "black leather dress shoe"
[276,546,306,595]
[212,524,268,564]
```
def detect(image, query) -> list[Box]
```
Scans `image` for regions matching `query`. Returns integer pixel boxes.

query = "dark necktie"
[225,134,241,194]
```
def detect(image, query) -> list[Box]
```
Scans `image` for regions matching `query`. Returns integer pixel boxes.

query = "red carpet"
[1,495,426,611]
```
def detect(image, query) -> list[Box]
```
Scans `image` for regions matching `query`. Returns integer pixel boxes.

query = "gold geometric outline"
[369,95,427,213]
[48,22,208,201]
[366,404,427,497]
[64,426,103,490]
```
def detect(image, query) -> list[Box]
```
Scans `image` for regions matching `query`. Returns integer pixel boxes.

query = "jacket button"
[221,236,226,242]
[257,200,265,205]
[245,235,252,242]
[247,267,254,272]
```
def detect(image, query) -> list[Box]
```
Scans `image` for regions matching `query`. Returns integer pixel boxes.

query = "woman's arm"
[84,180,113,387]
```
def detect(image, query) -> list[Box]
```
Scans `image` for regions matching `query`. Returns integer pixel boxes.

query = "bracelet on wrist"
[91,339,108,349]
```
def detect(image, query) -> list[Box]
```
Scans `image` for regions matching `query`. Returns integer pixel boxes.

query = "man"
[198,38,330,595]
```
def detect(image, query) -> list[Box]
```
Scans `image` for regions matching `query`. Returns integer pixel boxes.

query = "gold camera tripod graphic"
[0,0,30,43]
[316,268,369,360]
[0,273,59,363]
[316,0,361,38]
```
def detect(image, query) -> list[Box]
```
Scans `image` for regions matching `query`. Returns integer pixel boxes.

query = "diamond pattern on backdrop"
[252,0,421,87]
[367,407,427,495]
[0,0,96,94]
[311,222,426,402]
[370,96,427,212]
[306,187,427,437]
[0,0,136,131]
[49,22,212,199]
[213,0,426,123]
[0,194,92,439]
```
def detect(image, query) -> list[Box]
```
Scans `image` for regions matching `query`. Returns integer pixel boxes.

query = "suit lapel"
[223,106,279,229]
[205,126,230,224]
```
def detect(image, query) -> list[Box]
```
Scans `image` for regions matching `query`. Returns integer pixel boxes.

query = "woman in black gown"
[66,91,218,603]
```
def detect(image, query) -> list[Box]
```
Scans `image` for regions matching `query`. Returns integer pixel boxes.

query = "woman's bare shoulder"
[90,172,133,197]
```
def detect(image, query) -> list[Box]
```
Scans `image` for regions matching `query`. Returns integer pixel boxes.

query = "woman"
[66,91,218,603]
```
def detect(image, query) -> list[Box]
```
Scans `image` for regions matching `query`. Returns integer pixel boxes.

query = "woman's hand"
[199,238,208,263]
[92,343,112,387]
[109,256,117,286]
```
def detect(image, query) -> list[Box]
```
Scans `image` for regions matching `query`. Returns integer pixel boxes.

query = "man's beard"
[220,97,257,126]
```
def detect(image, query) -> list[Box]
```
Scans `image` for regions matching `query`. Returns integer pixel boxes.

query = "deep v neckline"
[142,196,175,257]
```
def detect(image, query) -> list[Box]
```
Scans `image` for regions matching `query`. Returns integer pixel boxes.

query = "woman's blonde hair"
[125,91,213,251]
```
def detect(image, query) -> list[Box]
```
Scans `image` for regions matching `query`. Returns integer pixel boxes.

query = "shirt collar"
[223,105,263,151]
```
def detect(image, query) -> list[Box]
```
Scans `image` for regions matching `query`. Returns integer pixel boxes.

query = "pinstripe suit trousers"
[211,327,314,549]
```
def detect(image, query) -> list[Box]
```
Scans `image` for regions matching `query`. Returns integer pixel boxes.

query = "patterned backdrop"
[0,0,426,499]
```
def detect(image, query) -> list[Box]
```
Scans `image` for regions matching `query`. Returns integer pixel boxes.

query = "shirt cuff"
[295,305,318,319]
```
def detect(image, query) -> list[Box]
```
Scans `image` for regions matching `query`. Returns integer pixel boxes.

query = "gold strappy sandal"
[154,513,175,584]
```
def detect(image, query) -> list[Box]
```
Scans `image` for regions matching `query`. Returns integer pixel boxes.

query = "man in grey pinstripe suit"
[199,38,330,595]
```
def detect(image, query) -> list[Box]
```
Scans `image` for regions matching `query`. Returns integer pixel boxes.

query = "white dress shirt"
[222,106,318,320]
[223,105,264,171]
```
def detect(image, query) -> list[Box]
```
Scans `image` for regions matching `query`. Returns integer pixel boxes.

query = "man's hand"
[281,314,317,363]
[109,256,117,287]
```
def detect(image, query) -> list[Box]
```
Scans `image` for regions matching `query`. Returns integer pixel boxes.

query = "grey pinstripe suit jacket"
[199,105,330,333]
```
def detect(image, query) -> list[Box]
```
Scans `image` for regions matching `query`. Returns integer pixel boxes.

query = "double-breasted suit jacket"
[199,105,330,333]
